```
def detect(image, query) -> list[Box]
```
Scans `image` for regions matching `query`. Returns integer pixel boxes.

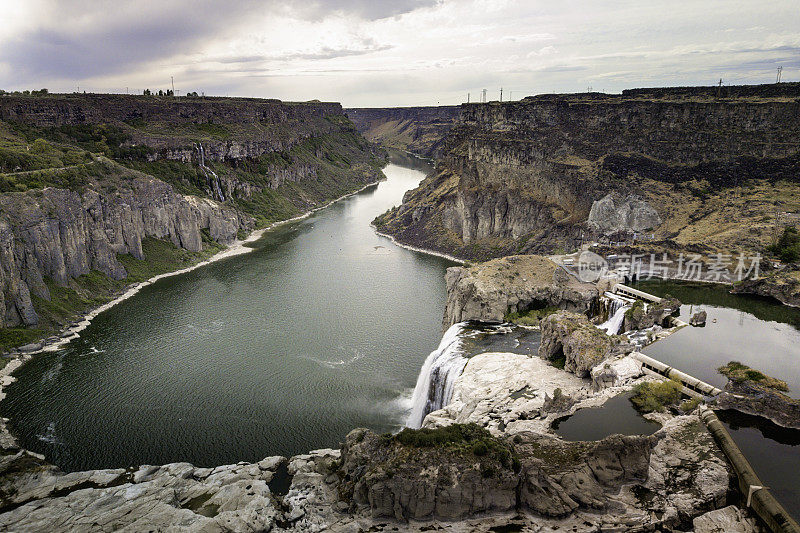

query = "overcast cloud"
[0,0,797,106]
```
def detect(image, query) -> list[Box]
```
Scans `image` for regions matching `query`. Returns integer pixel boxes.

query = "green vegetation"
[768,226,800,263]
[391,423,520,472]
[505,306,558,326]
[680,396,702,413]
[625,299,645,320]
[118,237,223,283]
[0,327,49,354]
[629,378,683,413]
[718,361,789,391]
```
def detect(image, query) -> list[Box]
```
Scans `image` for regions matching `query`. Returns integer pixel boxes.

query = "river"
[0,152,457,472]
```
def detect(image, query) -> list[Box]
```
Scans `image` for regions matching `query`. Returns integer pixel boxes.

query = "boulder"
[539,311,633,377]
[587,192,661,236]
[590,355,644,390]
[693,505,759,533]
[690,309,708,326]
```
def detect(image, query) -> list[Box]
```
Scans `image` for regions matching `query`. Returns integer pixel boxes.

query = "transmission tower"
[481,88,487,103]
[500,87,503,102]
[777,66,783,83]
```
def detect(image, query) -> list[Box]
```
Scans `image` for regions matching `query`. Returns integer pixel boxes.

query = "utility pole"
[500,87,503,102]
[777,66,783,83]
[467,92,470,103]
[171,76,175,95]
[716,78,723,98]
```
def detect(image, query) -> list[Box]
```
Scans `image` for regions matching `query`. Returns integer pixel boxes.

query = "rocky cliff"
[0,163,247,329]
[374,84,800,261]
[0,94,383,342]
[346,106,459,159]
[442,254,598,328]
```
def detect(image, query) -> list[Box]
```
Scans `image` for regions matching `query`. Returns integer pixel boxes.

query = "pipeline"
[700,406,800,533]
[631,352,722,397]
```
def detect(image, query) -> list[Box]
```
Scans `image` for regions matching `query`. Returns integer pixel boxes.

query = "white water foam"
[407,322,467,428]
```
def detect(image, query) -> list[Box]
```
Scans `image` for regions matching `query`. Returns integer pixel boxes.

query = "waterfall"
[407,323,468,428]
[598,294,632,335]
[195,143,226,202]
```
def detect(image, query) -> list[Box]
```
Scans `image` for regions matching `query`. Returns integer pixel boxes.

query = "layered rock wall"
[346,105,459,159]
[0,175,248,328]
[0,94,342,128]
[376,85,800,260]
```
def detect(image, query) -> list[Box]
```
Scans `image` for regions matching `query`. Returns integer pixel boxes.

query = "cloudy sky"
[1,0,798,106]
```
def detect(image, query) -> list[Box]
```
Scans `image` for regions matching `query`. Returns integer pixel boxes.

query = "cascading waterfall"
[195,143,226,202]
[407,322,468,428]
[598,294,632,335]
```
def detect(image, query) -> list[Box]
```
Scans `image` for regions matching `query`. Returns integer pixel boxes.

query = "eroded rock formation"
[442,255,598,328]
[375,86,800,261]
[539,311,633,377]
[0,172,248,328]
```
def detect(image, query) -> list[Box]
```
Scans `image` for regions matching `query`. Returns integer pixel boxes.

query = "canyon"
[1,85,799,532]
[372,84,800,263]
[0,94,383,344]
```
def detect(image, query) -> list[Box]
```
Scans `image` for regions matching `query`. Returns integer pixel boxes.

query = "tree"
[143,89,151,95]
[31,138,50,154]
[769,226,800,263]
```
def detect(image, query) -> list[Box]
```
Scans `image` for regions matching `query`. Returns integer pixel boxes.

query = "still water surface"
[1,152,457,472]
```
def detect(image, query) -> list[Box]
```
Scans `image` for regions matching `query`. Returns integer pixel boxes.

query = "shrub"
[718,361,788,391]
[630,378,682,413]
[768,226,800,263]
[680,397,701,413]
[472,442,488,456]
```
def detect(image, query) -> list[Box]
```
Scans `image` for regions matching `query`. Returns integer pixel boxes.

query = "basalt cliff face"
[0,94,383,338]
[346,106,459,159]
[374,84,800,261]
[0,169,246,329]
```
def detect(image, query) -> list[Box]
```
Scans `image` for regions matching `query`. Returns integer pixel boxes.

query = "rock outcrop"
[442,255,598,328]
[623,296,681,332]
[539,311,633,377]
[732,267,800,307]
[337,414,730,529]
[717,379,800,430]
[0,449,282,531]
[0,172,249,328]
[587,192,661,235]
